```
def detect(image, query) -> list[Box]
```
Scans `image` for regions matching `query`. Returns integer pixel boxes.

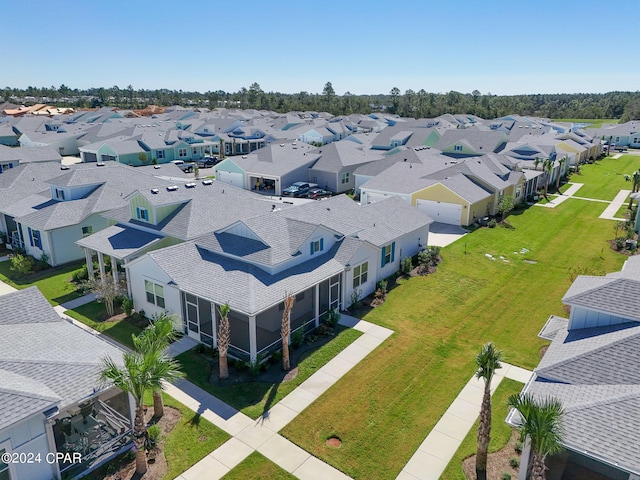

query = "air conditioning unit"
[166,185,178,191]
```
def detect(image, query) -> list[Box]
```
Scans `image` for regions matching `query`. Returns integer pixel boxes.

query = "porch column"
[314,283,320,327]
[124,262,132,298]
[84,248,95,281]
[518,438,531,480]
[111,255,119,291]
[97,251,106,283]
[248,315,257,362]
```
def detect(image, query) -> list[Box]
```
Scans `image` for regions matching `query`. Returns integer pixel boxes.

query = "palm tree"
[508,393,564,480]
[543,158,554,197]
[133,313,180,418]
[533,157,542,171]
[217,303,230,380]
[628,170,640,209]
[555,157,568,191]
[475,342,504,480]
[281,292,295,371]
[100,349,183,476]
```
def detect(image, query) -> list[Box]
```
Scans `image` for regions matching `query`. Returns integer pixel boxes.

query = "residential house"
[587,121,640,149]
[213,142,321,195]
[0,287,133,480]
[360,154,525,226]
[107,195,431,361]
[509,255,640,480]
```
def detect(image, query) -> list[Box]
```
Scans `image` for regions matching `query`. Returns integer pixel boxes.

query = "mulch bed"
[89,406,181,480]
[462,430,521,480]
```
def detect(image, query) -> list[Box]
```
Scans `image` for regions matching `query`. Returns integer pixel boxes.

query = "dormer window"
[310,238,324,255]
[55,188,65,200]
[136,207,149,222]
[454,145,463,152]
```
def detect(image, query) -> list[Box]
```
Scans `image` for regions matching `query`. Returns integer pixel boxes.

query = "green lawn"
[569,154,640,200]
[280,165,627,479]
[552,118,618,128]
[0,259,83,305]
[615,201,633,220]
[65,301,142,350]
[441,378,524,480]
[222,452,297,480]
[177,327,362,419]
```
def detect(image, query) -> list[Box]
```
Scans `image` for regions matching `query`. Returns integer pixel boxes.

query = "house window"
[55,188,65,200]
[454,145,463,151]
[81,225,93,237]
[381,242,395,267]
[341,172,350,184]
[156,150,165,159]
[28,228,42,249]
[310,238,324,255]
[352,262,368,289]
[144,280,165,308]
[136,207,149,222]
[0,447,11,480]
[178,148,187,158]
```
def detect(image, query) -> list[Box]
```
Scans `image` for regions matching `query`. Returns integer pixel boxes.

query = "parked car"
[282,182,317,197]
[197,156,217,168]
[307,188,332,199]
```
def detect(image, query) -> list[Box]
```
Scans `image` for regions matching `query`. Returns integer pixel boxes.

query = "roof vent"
[242,155,247,159]
[166,185,178,191]
[60,165,70,170]
[96,162,105,166]
[151,188,159,194]
[154,165,161,169]
[280,144,285,147]
[292,142,297,146]
[202,179,213,185]
[185,182,196,188]
[272,204,276,211]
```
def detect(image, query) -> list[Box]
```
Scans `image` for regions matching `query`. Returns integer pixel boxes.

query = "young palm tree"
[555,157,567,191]
[475,342,504,480]
[543,158,554,197]
[533,157,542,171]
[628,170,640,209]
[281,292,295,371]
[508,393,564,480]
[100,349,183,475]
[133,312,180,417]
[217,303,230,380]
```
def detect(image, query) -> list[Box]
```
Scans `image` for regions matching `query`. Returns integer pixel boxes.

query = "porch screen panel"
[198,298,213,346]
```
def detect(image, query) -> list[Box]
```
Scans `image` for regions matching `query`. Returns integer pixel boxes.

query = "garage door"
[216,171,244,189]
[416,199,462,225]
[363,191,391,204]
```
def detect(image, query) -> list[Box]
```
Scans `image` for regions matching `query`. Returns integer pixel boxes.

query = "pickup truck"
[282,182,317,197]
[171,160,196,173]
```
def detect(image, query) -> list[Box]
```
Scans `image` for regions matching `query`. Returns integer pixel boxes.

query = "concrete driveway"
[428,222,468,247]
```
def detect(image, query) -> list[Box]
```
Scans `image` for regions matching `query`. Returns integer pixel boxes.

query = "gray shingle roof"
[525,320,640,475]
[76,224,164,260]
[0,287,125,429]
[563,277,640,322]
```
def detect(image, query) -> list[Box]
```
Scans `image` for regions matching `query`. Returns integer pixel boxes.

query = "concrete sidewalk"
[397,364,533,480]
[534,182,583,208]
[174,315,393,480]
[599,189,631,220]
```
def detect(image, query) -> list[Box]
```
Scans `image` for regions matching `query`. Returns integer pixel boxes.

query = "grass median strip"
[222,451,297,480]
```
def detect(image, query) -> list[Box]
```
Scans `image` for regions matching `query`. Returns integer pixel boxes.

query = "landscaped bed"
[84,392,229,480]
[177,325,362,419]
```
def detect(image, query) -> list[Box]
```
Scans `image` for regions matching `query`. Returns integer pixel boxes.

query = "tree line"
[2,82,639,121]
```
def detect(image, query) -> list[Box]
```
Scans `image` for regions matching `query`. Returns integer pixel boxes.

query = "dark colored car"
[282,182,313,197]
[197,156,217,168]
[307,188,332,199]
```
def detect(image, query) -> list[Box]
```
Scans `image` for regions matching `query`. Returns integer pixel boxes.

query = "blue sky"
[3,0,638,96]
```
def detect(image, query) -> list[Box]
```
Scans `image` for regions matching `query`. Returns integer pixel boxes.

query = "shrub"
[269,350,283,364]
[71,264,89,284]
[376,279,388,295]
[501,473,512,480]
[509,456,520,468]
[615,236,626,251]
[234,359,248,372]
[487,219,497,228]
[9,253,35,276]
[400,256,413,275]
[37,252,50,270]
[350,288,361,309]
[326,308,341,328]
[514,440,523,454]
[291,329,305,349]
[145,424,161,451]
[121,296,133,316]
